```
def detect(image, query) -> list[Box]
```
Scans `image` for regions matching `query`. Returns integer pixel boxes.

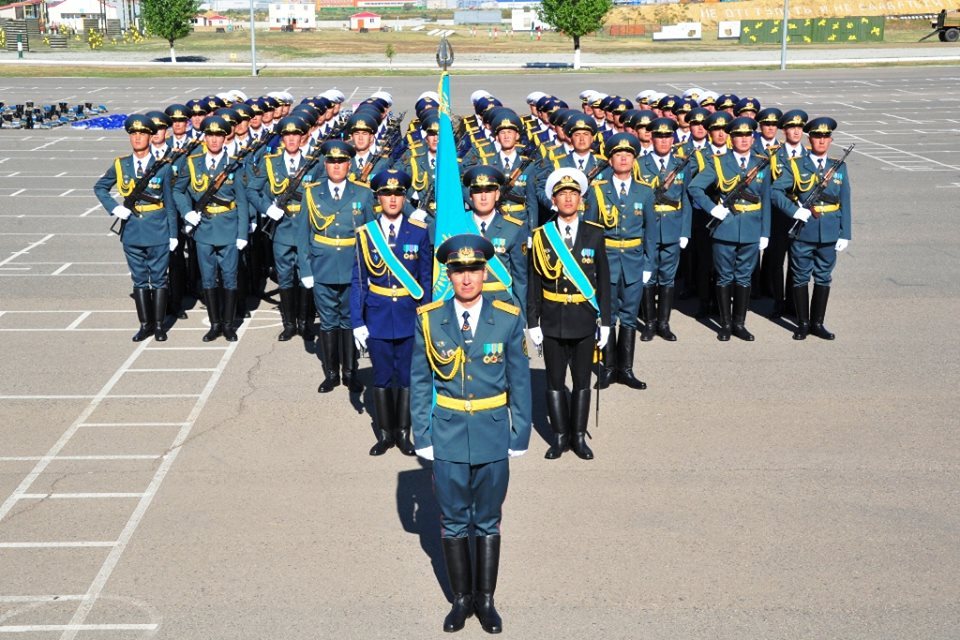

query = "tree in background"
[141,0,200,63]
[537,0,613,70]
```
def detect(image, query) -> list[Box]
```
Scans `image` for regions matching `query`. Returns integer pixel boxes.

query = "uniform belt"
[543,290,587,304]
[435,391,508,413]
[313,234,356,247]
[654,203,681,213]
[812,203,840,214]
[731,202,762,213]
[285,204,301,212]
[204,203,237,215]
[482,281,508,292]
[604,237,643,249]
[369,283,409,298]
[133,203,164,213]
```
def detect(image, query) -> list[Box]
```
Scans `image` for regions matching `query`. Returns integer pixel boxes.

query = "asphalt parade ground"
[0,67,958,639]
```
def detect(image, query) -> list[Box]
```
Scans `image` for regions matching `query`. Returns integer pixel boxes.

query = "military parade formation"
[94,82,852,634]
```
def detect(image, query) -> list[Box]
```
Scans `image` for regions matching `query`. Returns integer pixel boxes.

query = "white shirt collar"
[474,212,496,233]
[733,151,751,166]
[283,150,302,164]
[205,149,225,166]
[453,297,483,338]
[328,179,346,195]
[378,214,403,240]
[555,215,579,242]
[614,175,632,192]
[711,144,727,155]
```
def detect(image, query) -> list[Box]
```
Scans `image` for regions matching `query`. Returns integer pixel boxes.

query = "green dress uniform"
[410,234,531,635]
[302,140,376,393]
[93,114,178,343]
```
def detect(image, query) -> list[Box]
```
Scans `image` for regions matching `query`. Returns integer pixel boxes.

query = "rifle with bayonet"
[496,143,538,207]
[261,152,324,240]
[110,137,202,238]
[652,153,693,211]
[705,154,772,234]
[787,143,854,240]
[184,138,265,238]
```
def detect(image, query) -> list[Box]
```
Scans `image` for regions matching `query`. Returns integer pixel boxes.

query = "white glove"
[759,237,769,251]
[793,207,812,222]
[112,205,131,220]
[184,210,201,226]
[236,239,248,251]
[528,326,543,347]
[169,238,178,252]
[353,325,370,351]
[597,325,611,349]
[249,221,258,233]
[835,238,848,252]
[410,208,428,222]
[184,224,194,235]
[508,449,526,458]
[301,275,314,289]
[710,204,730,221]
[679,237,689,249]
[266,203,285,221]
[416,446,434,461]
[642,271,652,284]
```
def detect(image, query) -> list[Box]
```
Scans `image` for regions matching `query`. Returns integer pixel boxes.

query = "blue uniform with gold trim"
[411,296,531,537]
[94,154,178,289]
[478,212,529,316]
[350,216,433,387]
[638,152,693,286]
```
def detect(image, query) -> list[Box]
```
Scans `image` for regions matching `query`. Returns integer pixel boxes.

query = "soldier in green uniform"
[411,234,531,634]
[94,114,179,342]
[303,140,376,393]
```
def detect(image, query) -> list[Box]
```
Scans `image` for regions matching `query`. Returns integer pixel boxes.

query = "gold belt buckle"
[463,400,472,412]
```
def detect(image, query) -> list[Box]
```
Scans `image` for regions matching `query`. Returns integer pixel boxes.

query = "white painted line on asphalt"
[6,171,20,177]
[145,346,228,350]
[0,339,152,524]
[0,309,126,313]
[0,267,29,271]
[833,101,865,111]
[0,455,161,462]
[81,422,188,427]
[9,189,24,196]
[29,137,67,152]
[59,189,75,197]
[0,273,129,277]
[0,234,54,267]
[79,205,100,217]
[18,493,145,500]
[0,595,85,603]
[125,368,217,373]
[0,327,203,332]
[0,542,116,549]
[64,319,252,639]
[105,394,202,399]
[56,171,67,177]
[0,311,5,320]
[0,395,97,400]
[64,311,90,330]
[86,87,108,94]
[0,624,157,633]
[52,263,72,276]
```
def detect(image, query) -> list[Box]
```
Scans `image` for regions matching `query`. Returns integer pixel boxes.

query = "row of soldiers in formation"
[94,84,851,459]
[93,85,851,635]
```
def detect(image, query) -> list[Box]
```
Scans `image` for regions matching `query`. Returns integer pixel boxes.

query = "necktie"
[578,158,585,170]
[740,156,747,170]
[357,157,365,170]
[333,185,341,201]
[503,156,511,171]
[480,221,487,236]
[289,159,297,174]
[659,158,667,174]
[461,310,472,339]
[155,149,163,160]
[817,158,824,173]
[430,157,436,170]
[791,149,798,158]
[208,158,216,172]
[388,223,396,248]
[619,181,627,197]
[564,224,574,250]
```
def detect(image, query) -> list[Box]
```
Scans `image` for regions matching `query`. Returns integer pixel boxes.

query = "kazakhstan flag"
[431,72,513,301]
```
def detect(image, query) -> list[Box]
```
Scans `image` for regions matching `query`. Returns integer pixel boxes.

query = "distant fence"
[739,16,884,43]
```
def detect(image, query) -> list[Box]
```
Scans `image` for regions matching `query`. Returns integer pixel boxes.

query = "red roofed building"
[349,11,381,31]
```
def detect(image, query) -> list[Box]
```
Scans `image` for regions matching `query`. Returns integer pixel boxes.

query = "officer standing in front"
[771,117,851,340]
[411,234,531,634]
[350,169,433,456]
[94,114,178,342]
[174,115,250,342]
[528,168,611,460]
[303,139,376,394]
[688,116,771,342]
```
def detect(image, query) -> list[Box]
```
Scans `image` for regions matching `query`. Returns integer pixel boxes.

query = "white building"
[45,0,120,31]
[349,11,382,31]
[268,0,316,31]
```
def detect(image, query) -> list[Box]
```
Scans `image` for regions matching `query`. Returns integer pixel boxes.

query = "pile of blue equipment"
[0,101,110,129]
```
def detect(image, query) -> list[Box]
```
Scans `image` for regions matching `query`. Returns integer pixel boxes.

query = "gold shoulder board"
[408,217,428,229]
[584,219,604,228]
[502,214,523,226]
[417,300,444,315]
[492,299,520,316]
